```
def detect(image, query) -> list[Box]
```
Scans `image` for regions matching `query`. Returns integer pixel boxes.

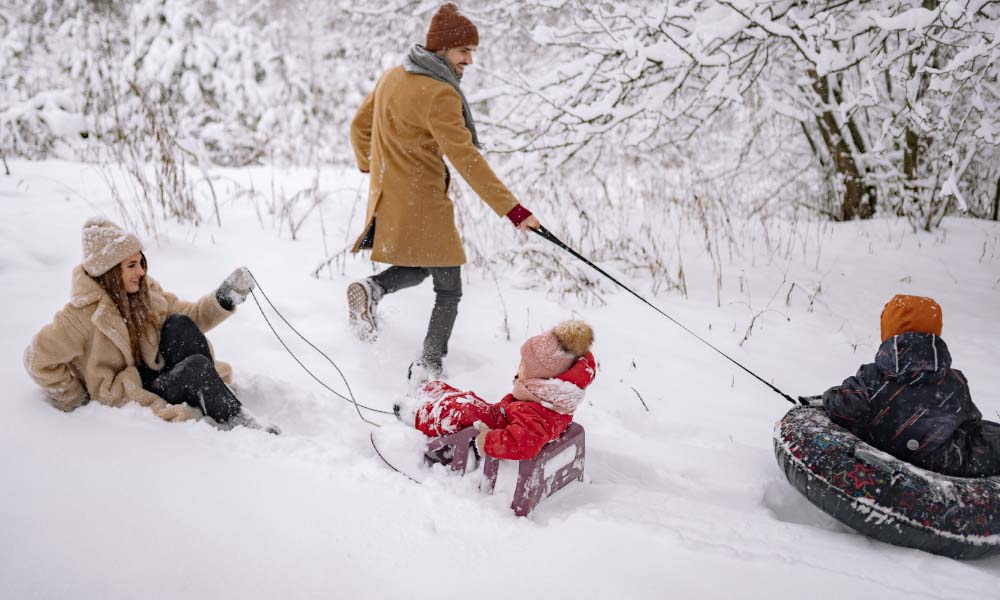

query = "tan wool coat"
[24,265,233,421]
[350,66,519,267]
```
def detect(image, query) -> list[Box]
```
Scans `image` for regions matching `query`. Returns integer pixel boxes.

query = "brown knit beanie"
[879,294,943,342]
[81,217,143,277]
[425,3,479,52]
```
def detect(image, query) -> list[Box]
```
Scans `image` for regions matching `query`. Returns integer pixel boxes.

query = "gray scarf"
[403,44,481,149]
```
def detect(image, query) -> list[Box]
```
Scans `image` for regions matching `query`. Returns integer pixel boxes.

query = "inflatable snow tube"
[774,406,1000,559]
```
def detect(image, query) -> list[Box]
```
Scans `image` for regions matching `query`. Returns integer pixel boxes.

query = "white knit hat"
[81,217,143,277]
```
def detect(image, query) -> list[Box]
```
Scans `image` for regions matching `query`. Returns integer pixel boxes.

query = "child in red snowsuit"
[396,320,596,461]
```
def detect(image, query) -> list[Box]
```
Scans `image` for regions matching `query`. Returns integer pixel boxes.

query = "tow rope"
[530,226,801,406]
[246,270,392,426]
[245,223,804,414]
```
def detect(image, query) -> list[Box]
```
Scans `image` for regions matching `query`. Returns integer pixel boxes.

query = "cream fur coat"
[24,266,233,421]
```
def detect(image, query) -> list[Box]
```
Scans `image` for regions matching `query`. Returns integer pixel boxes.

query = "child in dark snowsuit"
[822,294,1000,477]
[396,320,596,461]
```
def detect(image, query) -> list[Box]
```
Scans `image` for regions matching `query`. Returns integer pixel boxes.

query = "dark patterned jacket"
[822,332,983,471]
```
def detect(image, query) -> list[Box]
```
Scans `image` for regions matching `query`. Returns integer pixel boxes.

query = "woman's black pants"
[139,314,242,422]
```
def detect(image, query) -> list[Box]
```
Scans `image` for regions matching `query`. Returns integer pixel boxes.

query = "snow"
[1,160,999,599]
[868,7,938,32]
[0,88,87,140]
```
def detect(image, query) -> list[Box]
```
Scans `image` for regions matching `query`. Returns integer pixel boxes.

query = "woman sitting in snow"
[24,217,278,433]
[396,320,596,460]
[821,294,998,477]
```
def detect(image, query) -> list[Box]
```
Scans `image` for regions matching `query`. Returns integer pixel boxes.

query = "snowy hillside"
[1,160,999,599]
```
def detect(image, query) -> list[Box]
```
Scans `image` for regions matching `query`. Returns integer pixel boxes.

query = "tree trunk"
[903,46,931,222]
[992,175,999,221]
[810,71,868,221]
[904,0,939,224]
[827,72,876,218]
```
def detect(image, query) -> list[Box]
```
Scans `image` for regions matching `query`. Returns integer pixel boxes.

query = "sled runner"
[370,424,437,483]
[372,422,587,517]
[774,406,1000,559]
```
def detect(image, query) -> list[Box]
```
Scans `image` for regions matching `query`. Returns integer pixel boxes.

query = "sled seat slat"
[425,422,586,517]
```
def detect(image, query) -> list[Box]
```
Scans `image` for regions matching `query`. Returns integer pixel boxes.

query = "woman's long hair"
[95,253,160,363]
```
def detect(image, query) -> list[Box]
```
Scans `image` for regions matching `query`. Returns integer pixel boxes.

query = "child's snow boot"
[392,394,422,427]
[407,358,443,387]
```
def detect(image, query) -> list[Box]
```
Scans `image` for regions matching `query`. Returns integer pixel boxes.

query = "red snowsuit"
[414,353,596,460]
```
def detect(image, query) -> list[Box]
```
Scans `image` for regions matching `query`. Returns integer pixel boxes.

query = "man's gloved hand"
[217,267,255,310]
[517,214,541,232]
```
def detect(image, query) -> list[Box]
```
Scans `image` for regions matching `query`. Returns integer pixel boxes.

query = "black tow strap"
[530,226,801,406]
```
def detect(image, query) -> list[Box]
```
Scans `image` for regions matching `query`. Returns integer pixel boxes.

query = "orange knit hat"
[425,3,479,52]
[879,294,943,342]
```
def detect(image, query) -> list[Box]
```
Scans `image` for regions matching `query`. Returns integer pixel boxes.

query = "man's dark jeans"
[371,266,462,367]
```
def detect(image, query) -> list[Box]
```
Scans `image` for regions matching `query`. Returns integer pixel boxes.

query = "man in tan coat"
[348,3,540,382]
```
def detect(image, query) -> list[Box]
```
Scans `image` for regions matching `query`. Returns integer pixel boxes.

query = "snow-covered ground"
[2,160,998,599]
